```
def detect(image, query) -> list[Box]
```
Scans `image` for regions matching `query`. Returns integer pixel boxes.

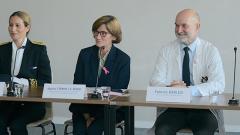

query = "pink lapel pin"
[102,67,110,75]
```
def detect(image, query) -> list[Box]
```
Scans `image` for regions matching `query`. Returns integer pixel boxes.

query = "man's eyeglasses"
[93,31,109,38]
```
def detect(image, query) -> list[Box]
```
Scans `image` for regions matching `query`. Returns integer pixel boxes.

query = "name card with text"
[146,86,191,103]
[43,84,86,99]
[0,82,5,96]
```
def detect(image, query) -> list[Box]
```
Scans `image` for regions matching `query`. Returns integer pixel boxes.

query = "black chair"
[177,128,219,135]
[27,103,56,135]
[63,119,124,135]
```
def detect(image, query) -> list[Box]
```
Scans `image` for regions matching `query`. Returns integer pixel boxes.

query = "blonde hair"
[92,15,122,44]
[9,11,31,34]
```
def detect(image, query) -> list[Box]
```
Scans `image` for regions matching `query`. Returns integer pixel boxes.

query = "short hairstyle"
[177,9,200,24]
[9,11,31,34]
[92,15,122,44]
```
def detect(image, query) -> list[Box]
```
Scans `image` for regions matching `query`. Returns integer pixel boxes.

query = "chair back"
[44,102,53,119]
[27,103,53,127]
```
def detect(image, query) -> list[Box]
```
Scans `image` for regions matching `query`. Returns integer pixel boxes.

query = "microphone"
[91,47,105,98]
[7,46,25,96]
[228,47,239,105]
[92,64,100,98]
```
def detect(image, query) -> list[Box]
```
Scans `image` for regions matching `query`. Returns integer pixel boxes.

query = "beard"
[175,32,192,45]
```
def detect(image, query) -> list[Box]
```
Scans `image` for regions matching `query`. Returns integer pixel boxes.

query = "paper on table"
[43,83,86,99]
[146,86,191,103]
[110,91,123,96]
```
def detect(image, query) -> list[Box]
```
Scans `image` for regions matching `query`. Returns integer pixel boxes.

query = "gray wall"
[1,0,240,132]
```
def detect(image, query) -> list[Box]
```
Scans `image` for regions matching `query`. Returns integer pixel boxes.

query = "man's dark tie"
[182,47,190,86]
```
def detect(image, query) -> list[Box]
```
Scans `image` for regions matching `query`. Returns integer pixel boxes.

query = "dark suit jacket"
[0,39,52,113]
[0,39,52,86]
[70,45,130,113]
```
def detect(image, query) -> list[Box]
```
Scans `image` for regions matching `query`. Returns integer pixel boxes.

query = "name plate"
[43,83,86,99]
[146,86,191,103]
[0,82,5,96]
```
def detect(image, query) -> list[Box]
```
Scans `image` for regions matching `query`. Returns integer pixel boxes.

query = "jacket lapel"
[99,45,116,85]
[18,39,31,77]
[192,42,201,84]
[5,43,13,74]
[91,45,100,83]
[174,43,181,79]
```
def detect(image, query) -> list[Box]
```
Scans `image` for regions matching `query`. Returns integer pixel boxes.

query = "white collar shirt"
[11,37,27,76]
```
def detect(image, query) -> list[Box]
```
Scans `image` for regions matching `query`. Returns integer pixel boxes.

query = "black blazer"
[0,39,52,86]
[70,45,130,112]
[73,45,130,89]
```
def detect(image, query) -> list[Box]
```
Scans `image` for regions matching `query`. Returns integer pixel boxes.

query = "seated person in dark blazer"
[0,11,52,135]
[69,15,130,135]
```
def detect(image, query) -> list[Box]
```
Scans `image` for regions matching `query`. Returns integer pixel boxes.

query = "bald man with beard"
[149,9,225,135]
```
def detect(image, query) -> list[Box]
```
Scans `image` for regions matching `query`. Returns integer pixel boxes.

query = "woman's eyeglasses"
[93,31,109,38]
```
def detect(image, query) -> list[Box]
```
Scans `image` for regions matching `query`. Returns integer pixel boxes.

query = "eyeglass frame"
[93,31,110,38]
